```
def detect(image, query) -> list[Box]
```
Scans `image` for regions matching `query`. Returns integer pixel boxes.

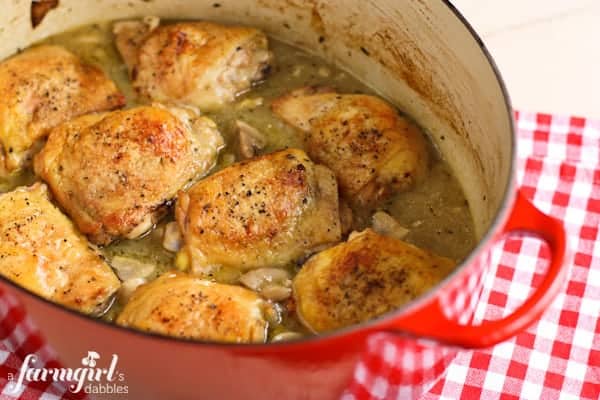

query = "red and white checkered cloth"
[345,112,600,400]
[0,112,599,399]
[0,293,86,400]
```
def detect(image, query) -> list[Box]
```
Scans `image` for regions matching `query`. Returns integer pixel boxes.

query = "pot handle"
[387,189,568,348]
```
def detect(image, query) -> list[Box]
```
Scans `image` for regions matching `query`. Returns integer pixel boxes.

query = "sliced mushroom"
[124,214,154,240]
[239,268,289,291]
[236,97,264,110]
[118,277,147,303]
[162,221,182,252]
[264,302,284,326]
[372,211,409,240]
[271,331,303,342]
[239,268,292,301]
[111,256,155,281]
[261,284,292,301]
[236,120,266,159]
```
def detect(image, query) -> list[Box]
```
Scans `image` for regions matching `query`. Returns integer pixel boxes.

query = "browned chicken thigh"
[34,105,224,245]
[113,18,273,111]
[0,183,120,315]
[176,149,342,275]
[117,273,270,343]
[0,45,124,179]
[272,87,430,206]
[293,229,455,333]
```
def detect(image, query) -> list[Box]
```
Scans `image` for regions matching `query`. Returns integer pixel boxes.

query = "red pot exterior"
[0,189,568,400]
[0,0,570,399]
[1,282,365,400]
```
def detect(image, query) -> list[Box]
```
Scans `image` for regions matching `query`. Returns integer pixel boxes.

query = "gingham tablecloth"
[0,112,599,400]
[346,112,600,400]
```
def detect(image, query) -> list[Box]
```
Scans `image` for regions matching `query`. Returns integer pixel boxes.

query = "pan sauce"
[3,21,475,339]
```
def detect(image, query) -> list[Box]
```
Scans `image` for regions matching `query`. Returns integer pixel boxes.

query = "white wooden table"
[452,0,600,119]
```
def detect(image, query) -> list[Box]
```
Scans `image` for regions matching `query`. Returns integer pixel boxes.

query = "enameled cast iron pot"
[0,1,567,399]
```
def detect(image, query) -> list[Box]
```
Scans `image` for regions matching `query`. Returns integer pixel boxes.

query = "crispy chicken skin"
[117,273,269,342]
[0,45,125,179]
[176,149,342,274]
[272,87,430,206]
[293,229,455,333]
[34,105,224,245]
[114,18,273,111]
[0,183,120,315]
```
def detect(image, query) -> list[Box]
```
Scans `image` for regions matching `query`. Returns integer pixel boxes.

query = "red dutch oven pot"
[0,0,567,399]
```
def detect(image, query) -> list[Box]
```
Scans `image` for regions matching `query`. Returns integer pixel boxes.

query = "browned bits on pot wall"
[31,0,59,28]
[310,5,326,37]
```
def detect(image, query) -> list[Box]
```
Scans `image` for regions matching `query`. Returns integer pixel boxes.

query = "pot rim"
[0,0,516,349]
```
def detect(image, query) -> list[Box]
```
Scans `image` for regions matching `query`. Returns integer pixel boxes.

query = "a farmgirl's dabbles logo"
[6,351,129,395]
